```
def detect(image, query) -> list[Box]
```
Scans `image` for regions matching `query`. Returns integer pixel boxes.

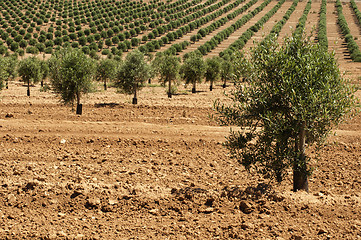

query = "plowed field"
[1,0,361,239]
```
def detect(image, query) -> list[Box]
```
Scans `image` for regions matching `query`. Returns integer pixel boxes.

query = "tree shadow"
[172,92,190,96]
[221,182,273,201]
[94,103,120,108]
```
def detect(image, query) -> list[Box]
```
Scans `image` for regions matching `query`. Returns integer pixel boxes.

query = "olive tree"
[95,58,118,91]
[18,56,42,96]
[180,51,206,93]
[152,52,181,98]
[115,49,151,104]
[224,51,250,83]
[40,59,49,87]
[3,55,18,89]
[205,56,221,91]
[0,56,9,90]
[219,57,234,88]
[49,48,95,115]
[214,34,357,192]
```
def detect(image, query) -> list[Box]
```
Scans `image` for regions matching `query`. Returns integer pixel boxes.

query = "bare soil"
[1,0,361,239]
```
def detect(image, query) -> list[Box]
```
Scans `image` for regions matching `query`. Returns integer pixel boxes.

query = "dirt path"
[155,0,244,54]
[207,0,279,57]
[180,0,265,56]
[304,1,320,37]
[327,1,350,61]
[344,1,361,49]
[326,0,361,80]
[242,0,294,51]
[276,0,309,41]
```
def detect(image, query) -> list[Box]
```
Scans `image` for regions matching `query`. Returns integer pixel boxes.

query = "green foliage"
[0,56,9,90]
[262,0,299,44]
[115,49,151,96]
[18,56,42,86]
[0,45,7,55]
[40,83,51,92]
[219,57,234,87]
[293,0,311,37]
[180,51,205,92]
[204,56,221,90]
[152,52,181,96]
[40,59,49,82]
[214,34,357,186]
[49,48,95,106]
[153,53,180,84]
[220,0,286,56]
[222,51,249,81]
[351,0,361,27]
[95,58,118,90]
[4,55,18,82]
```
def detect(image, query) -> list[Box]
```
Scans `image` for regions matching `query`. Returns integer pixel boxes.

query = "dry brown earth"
[0,0,361,239]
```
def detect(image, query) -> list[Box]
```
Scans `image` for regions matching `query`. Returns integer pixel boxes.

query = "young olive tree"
[49,48,95,115]
[18,56,42,96]
[95,58,118,91]
[115,49,151,104]
[225,51,250,83]
[219,57,234,88]
[205,56,221,91]
[40,59,49,87]
[214,34,357,192]
[180,51,206,93]
[152,52,181,98]
[4,55,18,89]
[0,56,9,90]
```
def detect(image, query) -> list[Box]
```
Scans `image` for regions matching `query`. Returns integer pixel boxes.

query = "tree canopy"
[49,47,95,114]
[3,55,18,89]
[0,56,8,90]
[95,58,118,90]
[152,52,181,98]
[115,49,150,104]
[214,34,357,192]
[205,56,221,91]
[180,51,206,93]
[18,56,42,96]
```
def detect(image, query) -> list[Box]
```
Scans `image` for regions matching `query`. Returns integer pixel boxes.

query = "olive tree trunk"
[210,80,213,91]
[168,77,172,98]
[76,93,82,115]
[192,81,196,93]
[104,79,107,91]
[132,85,138,104]
[293,122,309,192]
[222,78,227,88]
[27,81,30,96]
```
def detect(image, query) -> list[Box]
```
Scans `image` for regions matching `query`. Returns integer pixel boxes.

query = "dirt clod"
[239,200,253,214]
[85,197,101,209]
[23,181,38,191]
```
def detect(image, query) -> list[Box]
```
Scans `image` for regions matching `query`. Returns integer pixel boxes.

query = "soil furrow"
[277,0,310,42]
[242,0,294,51]
[155,0,250,54]
[206,0,279,57]
[179,0,265,56]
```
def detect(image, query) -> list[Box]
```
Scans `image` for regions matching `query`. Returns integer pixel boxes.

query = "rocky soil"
[1,0,361,238]
[0,80,360,239]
